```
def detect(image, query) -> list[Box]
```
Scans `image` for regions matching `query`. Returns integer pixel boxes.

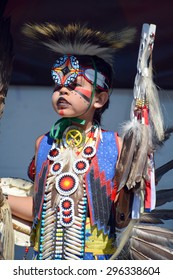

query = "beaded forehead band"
[51,54,109,91]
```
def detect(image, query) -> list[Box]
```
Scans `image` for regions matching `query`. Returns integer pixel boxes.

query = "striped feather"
[130,225,173,260]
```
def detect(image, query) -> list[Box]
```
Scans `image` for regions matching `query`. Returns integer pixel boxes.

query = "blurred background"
[0,0,173,259]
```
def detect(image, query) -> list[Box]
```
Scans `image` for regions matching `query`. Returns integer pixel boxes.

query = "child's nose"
[59,87,70,95]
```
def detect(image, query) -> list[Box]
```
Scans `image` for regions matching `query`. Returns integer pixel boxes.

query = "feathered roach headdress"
[22,23,135,66]
[22,23,136,92]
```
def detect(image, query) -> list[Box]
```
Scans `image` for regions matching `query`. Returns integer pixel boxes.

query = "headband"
[51,55,109,91]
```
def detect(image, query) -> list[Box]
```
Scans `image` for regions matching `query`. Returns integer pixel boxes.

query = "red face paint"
[59,110,64,116]
[75,87,92,99]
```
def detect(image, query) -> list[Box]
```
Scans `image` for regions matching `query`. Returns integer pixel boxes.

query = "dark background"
[1,0,173,90]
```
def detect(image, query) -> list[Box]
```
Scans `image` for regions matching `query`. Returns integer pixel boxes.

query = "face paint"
[73,87,92,103]
[51,55,109,91]
[52,55,108,118]
[59,109,65,116]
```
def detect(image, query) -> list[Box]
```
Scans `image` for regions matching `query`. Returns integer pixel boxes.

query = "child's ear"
[94,92,109,109]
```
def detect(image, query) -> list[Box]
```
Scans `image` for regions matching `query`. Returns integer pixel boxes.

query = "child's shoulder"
[101,129,122,154]
[35,134,45,146]
[101,129,122,142]
[35,132,51,149]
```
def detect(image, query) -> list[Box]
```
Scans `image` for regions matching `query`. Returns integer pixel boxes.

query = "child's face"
[52,75,96,121]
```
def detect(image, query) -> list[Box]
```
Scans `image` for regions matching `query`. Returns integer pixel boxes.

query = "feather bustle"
[129,224,173,260]
[132,225,173,246]
[130,247,150,260]
[143,209,173,221]
[130,236,173,260]
[156,188,173,207]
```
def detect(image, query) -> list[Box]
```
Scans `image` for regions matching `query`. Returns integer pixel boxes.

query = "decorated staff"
[114,24,165,219]
[110,24,173,260]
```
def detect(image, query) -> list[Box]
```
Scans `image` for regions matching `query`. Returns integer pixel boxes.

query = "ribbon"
[49,117,86,140]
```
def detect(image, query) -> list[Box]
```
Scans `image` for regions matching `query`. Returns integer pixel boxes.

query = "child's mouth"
[57,97,71,108]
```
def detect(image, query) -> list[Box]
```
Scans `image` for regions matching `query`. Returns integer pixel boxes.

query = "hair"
[77,55,113,89]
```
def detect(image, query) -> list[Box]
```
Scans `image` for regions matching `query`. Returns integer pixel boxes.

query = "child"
[1,23,165,260]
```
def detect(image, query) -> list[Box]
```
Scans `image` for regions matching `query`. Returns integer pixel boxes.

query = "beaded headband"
[51,55,109,91]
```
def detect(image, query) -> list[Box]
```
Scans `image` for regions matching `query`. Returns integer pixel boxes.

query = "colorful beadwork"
[56,172,78,196]
[48,147,60,161]
[59,197,75,227]
[82,145,96,158]
[51,55,80,87]
[38,125,100,259]
[50,161,63,175]
[51,55,109,91]
[73,159,89,174]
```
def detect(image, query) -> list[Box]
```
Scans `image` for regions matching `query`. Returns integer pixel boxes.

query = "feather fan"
[114,24,165,219]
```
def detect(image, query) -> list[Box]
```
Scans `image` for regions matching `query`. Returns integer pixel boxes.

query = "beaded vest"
[31,129,119,259]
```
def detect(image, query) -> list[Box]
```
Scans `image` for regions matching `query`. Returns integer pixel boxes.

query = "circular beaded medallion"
[59,197,75,227]
[56,172,78,196]
[81,145,96,158]
[50,161,63,175]
[73,159,89,174]
[48,147,60,161]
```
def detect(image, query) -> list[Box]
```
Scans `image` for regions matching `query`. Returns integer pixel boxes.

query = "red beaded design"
[73,159,89,174]
[59,197,74,227]
[56,172,78,196]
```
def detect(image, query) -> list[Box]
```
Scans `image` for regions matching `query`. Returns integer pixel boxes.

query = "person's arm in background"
[7,195,33,222]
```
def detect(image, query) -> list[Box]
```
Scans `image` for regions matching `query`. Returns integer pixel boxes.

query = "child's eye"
[69,82,82,90]
[54,84,62,92]
[53,82,82,92]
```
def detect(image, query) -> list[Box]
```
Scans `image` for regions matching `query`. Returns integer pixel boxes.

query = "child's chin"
[58,111,75,118]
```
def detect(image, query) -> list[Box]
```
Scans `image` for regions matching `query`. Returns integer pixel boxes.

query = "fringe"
[0,198,14,260]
